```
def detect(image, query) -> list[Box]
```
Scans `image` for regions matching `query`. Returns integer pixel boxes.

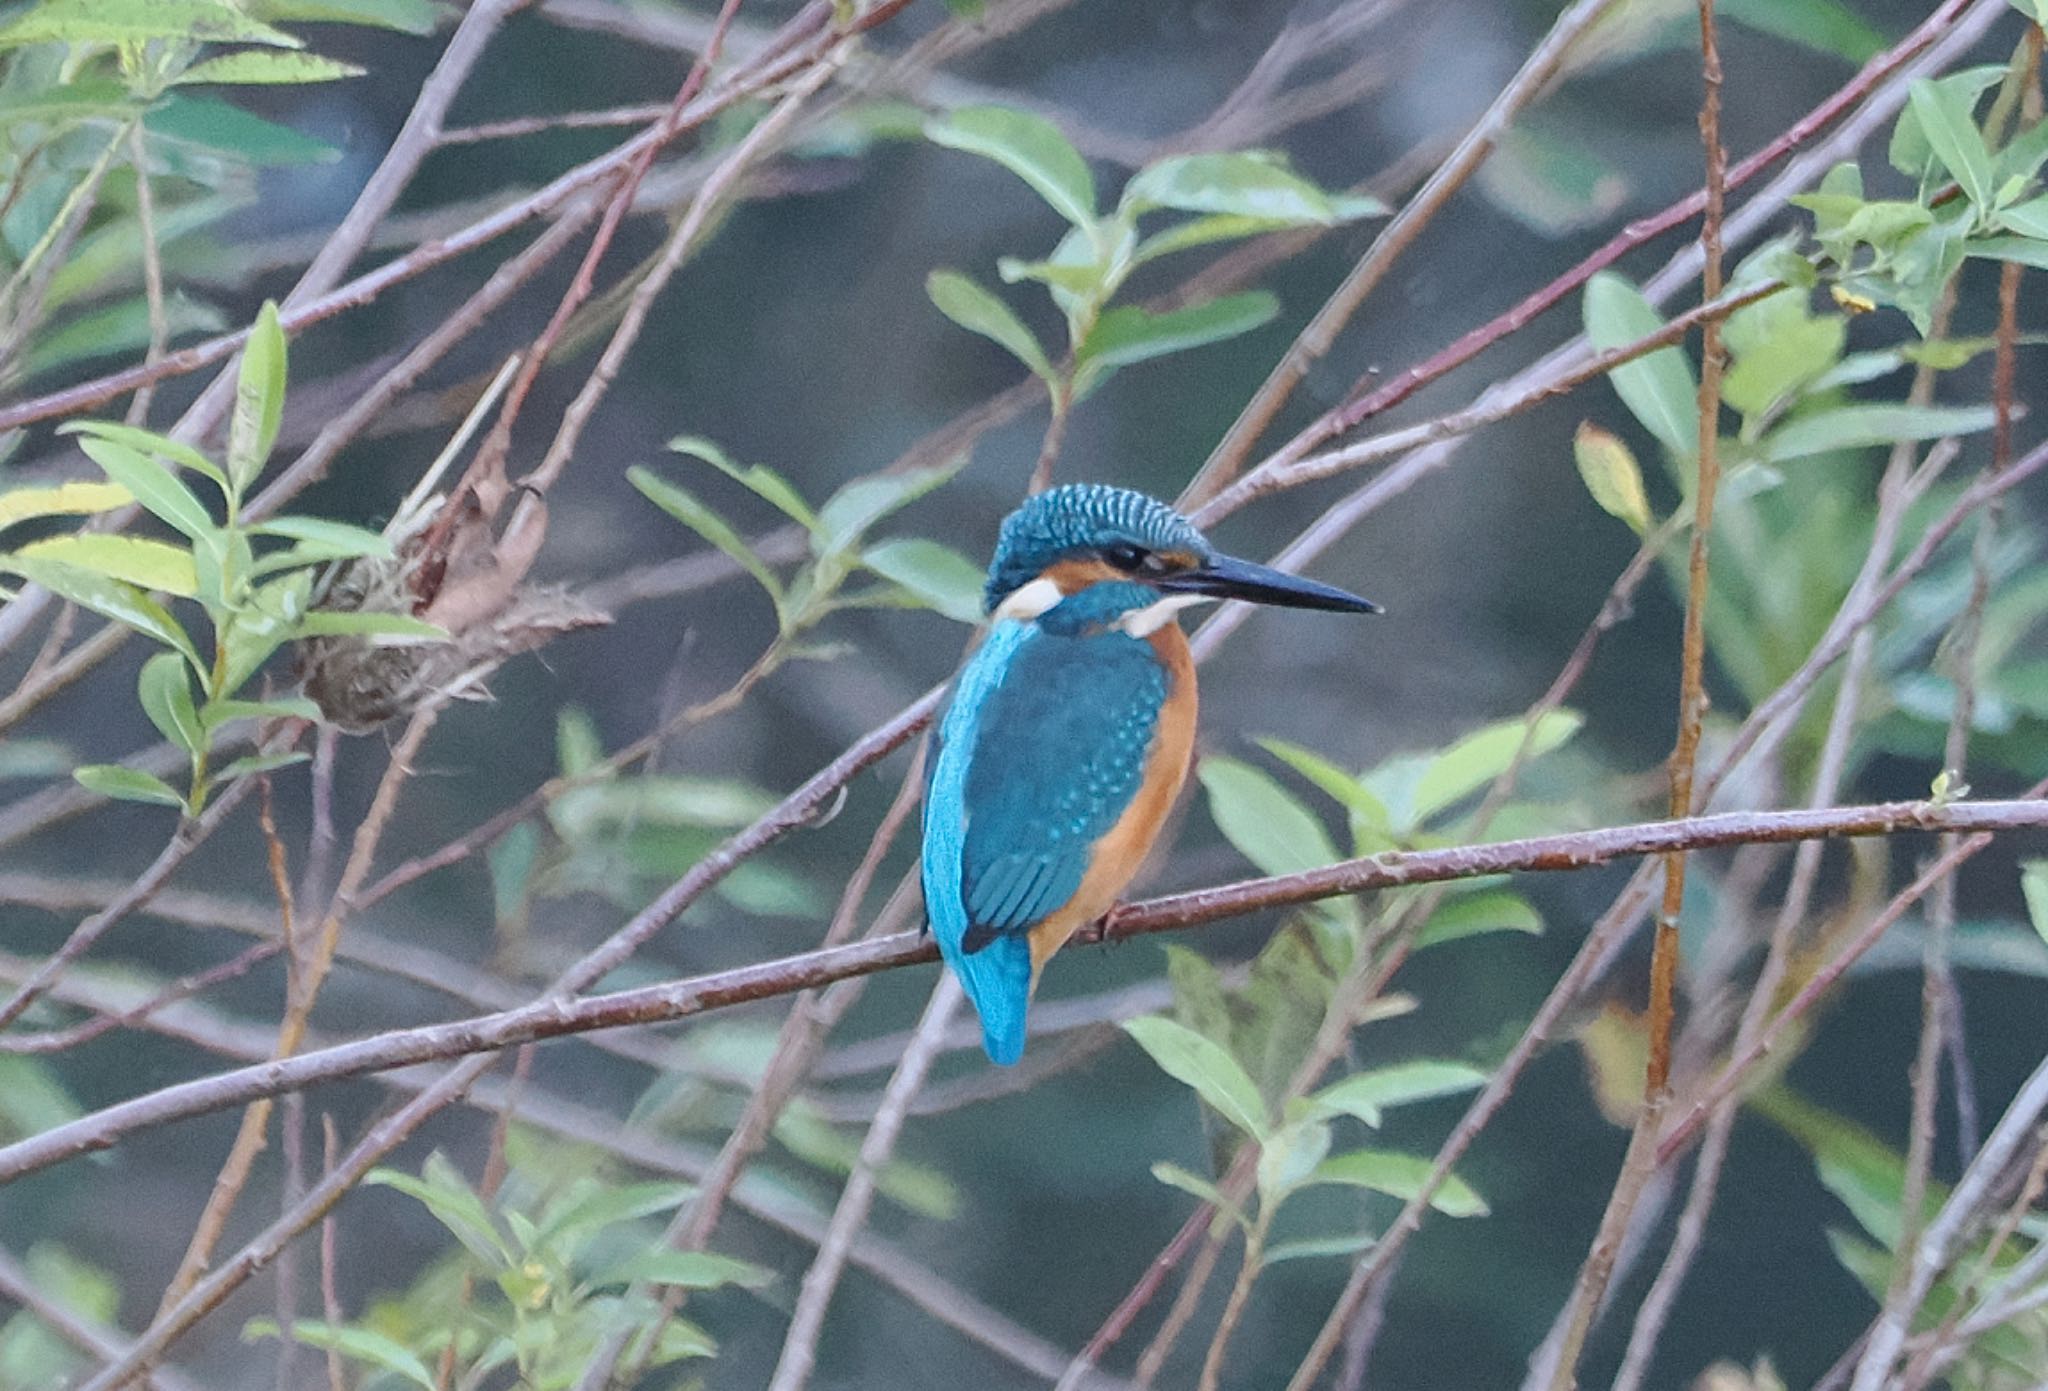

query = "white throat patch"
[992,576,1063,622]
[1115,593,1210,637]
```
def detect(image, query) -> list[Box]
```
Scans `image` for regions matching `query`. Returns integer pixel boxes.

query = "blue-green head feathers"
[984,484,1213,612]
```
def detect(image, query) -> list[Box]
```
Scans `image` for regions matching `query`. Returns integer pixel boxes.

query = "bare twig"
[1184,0,1629,502]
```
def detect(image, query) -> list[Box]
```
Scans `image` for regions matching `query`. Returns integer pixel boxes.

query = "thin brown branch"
[0,778,256,1031]
[1183,0,1629,504]
[6,796,2045,1191]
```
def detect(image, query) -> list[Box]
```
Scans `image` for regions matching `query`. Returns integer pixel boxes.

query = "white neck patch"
[993,576,1063,622]
[1115,593,1211,637]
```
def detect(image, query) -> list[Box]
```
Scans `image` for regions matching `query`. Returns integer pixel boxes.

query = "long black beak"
[1158,553,1381,614]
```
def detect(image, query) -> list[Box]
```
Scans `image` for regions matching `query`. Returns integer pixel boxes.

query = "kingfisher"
[922,484,1380,1064]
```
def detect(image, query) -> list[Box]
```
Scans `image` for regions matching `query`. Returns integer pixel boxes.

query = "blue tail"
[949,934,1032,1065]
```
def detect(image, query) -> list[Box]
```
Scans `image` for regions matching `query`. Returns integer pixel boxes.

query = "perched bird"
[922,484,1380,1064]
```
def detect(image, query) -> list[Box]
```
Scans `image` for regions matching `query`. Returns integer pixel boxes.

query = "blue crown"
[983,484,1211,612]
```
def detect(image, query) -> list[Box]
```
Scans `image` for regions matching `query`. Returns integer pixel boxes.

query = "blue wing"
[923,614,1168,1063]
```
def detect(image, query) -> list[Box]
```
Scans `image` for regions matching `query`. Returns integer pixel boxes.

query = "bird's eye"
[1103,542,1149,572]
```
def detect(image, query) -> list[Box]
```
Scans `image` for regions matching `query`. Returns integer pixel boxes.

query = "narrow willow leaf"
[927,106,1096,228]
[146,94,339,166]
[13,535,198,596]
[1254,737,1392,831]
[74,438,216,542]
[1199,756,1344,877]
[861,537,984,622]
[597,1250,773,1291]
[925,270,1054,381]
[294,610,445,640]
[1583,272,1698,462]
[138,651,203,754]
[249,516,391,558]
[1311,1061,1487,1127]
[1077,291,1278,373]
[2022,861,2048,948]
[0,480,133,530]
[627,467,782,604]
[1411,710,1583,825]
[254,0,443,35]
[1996,194,2048,239]
[0,0,303,47]
[1124,1015,1271,1140]
[668,435,818,529]
[1121,152,1338,223]
[174,51,366,85]
[2,556,200,667]
[1764,403,1996,462]
[201,696,323,729]
[1256,1119,1333,1204]
[1571,422,1652,534]
[1906,77,1995,211]
[1968,236,2048,271]
[229,302,287,493]
[812,458,963,560]
[1262,1232,1375,1265]
[61,420,228,496]
[1415,890,1543,947]
[243,1322,435,1391]
[1151,1161,1234,1215]
[211,750,311,784]
[73,764,185,808]
[1310,1148,1489,1216]
[1719,0,1882,62]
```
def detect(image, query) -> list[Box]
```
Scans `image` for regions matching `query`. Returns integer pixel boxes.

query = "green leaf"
[211,750,311,783]
[72,438,217,543]
[1262,1232,1376,1265]
[243,1321,435,1391]
[1721,287,1845,419]
[2022,861,2048,949]
[1889,67,2005,183]
[62,421,228,497]
[1255,737,1392,834]
[812,459,962,561]
[1997,194,2048,239]
[252,0,444,34]
[1764,404,1997,462]
[668,435,818,529]
[73,764,185,808]
[248,516,390,558]
[0,0,303,47]
[1583,272,1698,462]
[1256,1118,1333,1204]
[1076,291,1278,377]
[1411,710,1583,825]
[596,1250,773,1292]
[0,480,133,530]
[628,466,783,605]
[1121,152,1339,223]
[1415,889,1543,947]
[925,270,1054,382]
[537,1180,692,1247]
[1906,77,1995,211]
[926,106,1096,228]
[1720,0,1882,62]
[146,93,339,166]
[1310,1061,1487,1128]
[174,51,366,85]
[2,556,199,667]
[201,695,322,729]
[1310,1148,1488,1216]
[293,610,444,640]
[861,537,984,622]
[366,1156,509,1263]
[1150,1160,1237,1219]
[1124,1015,1270,1140]
[1571,422,1652,534]
[138,651,203,754]
[1968,235,2048,271]
[227,301,287,493]
[10,535,197,596]
[1200,755,1345,878]
[1132,212,1302,265]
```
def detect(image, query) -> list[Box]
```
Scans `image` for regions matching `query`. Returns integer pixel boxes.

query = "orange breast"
[1026,621,1198,972]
